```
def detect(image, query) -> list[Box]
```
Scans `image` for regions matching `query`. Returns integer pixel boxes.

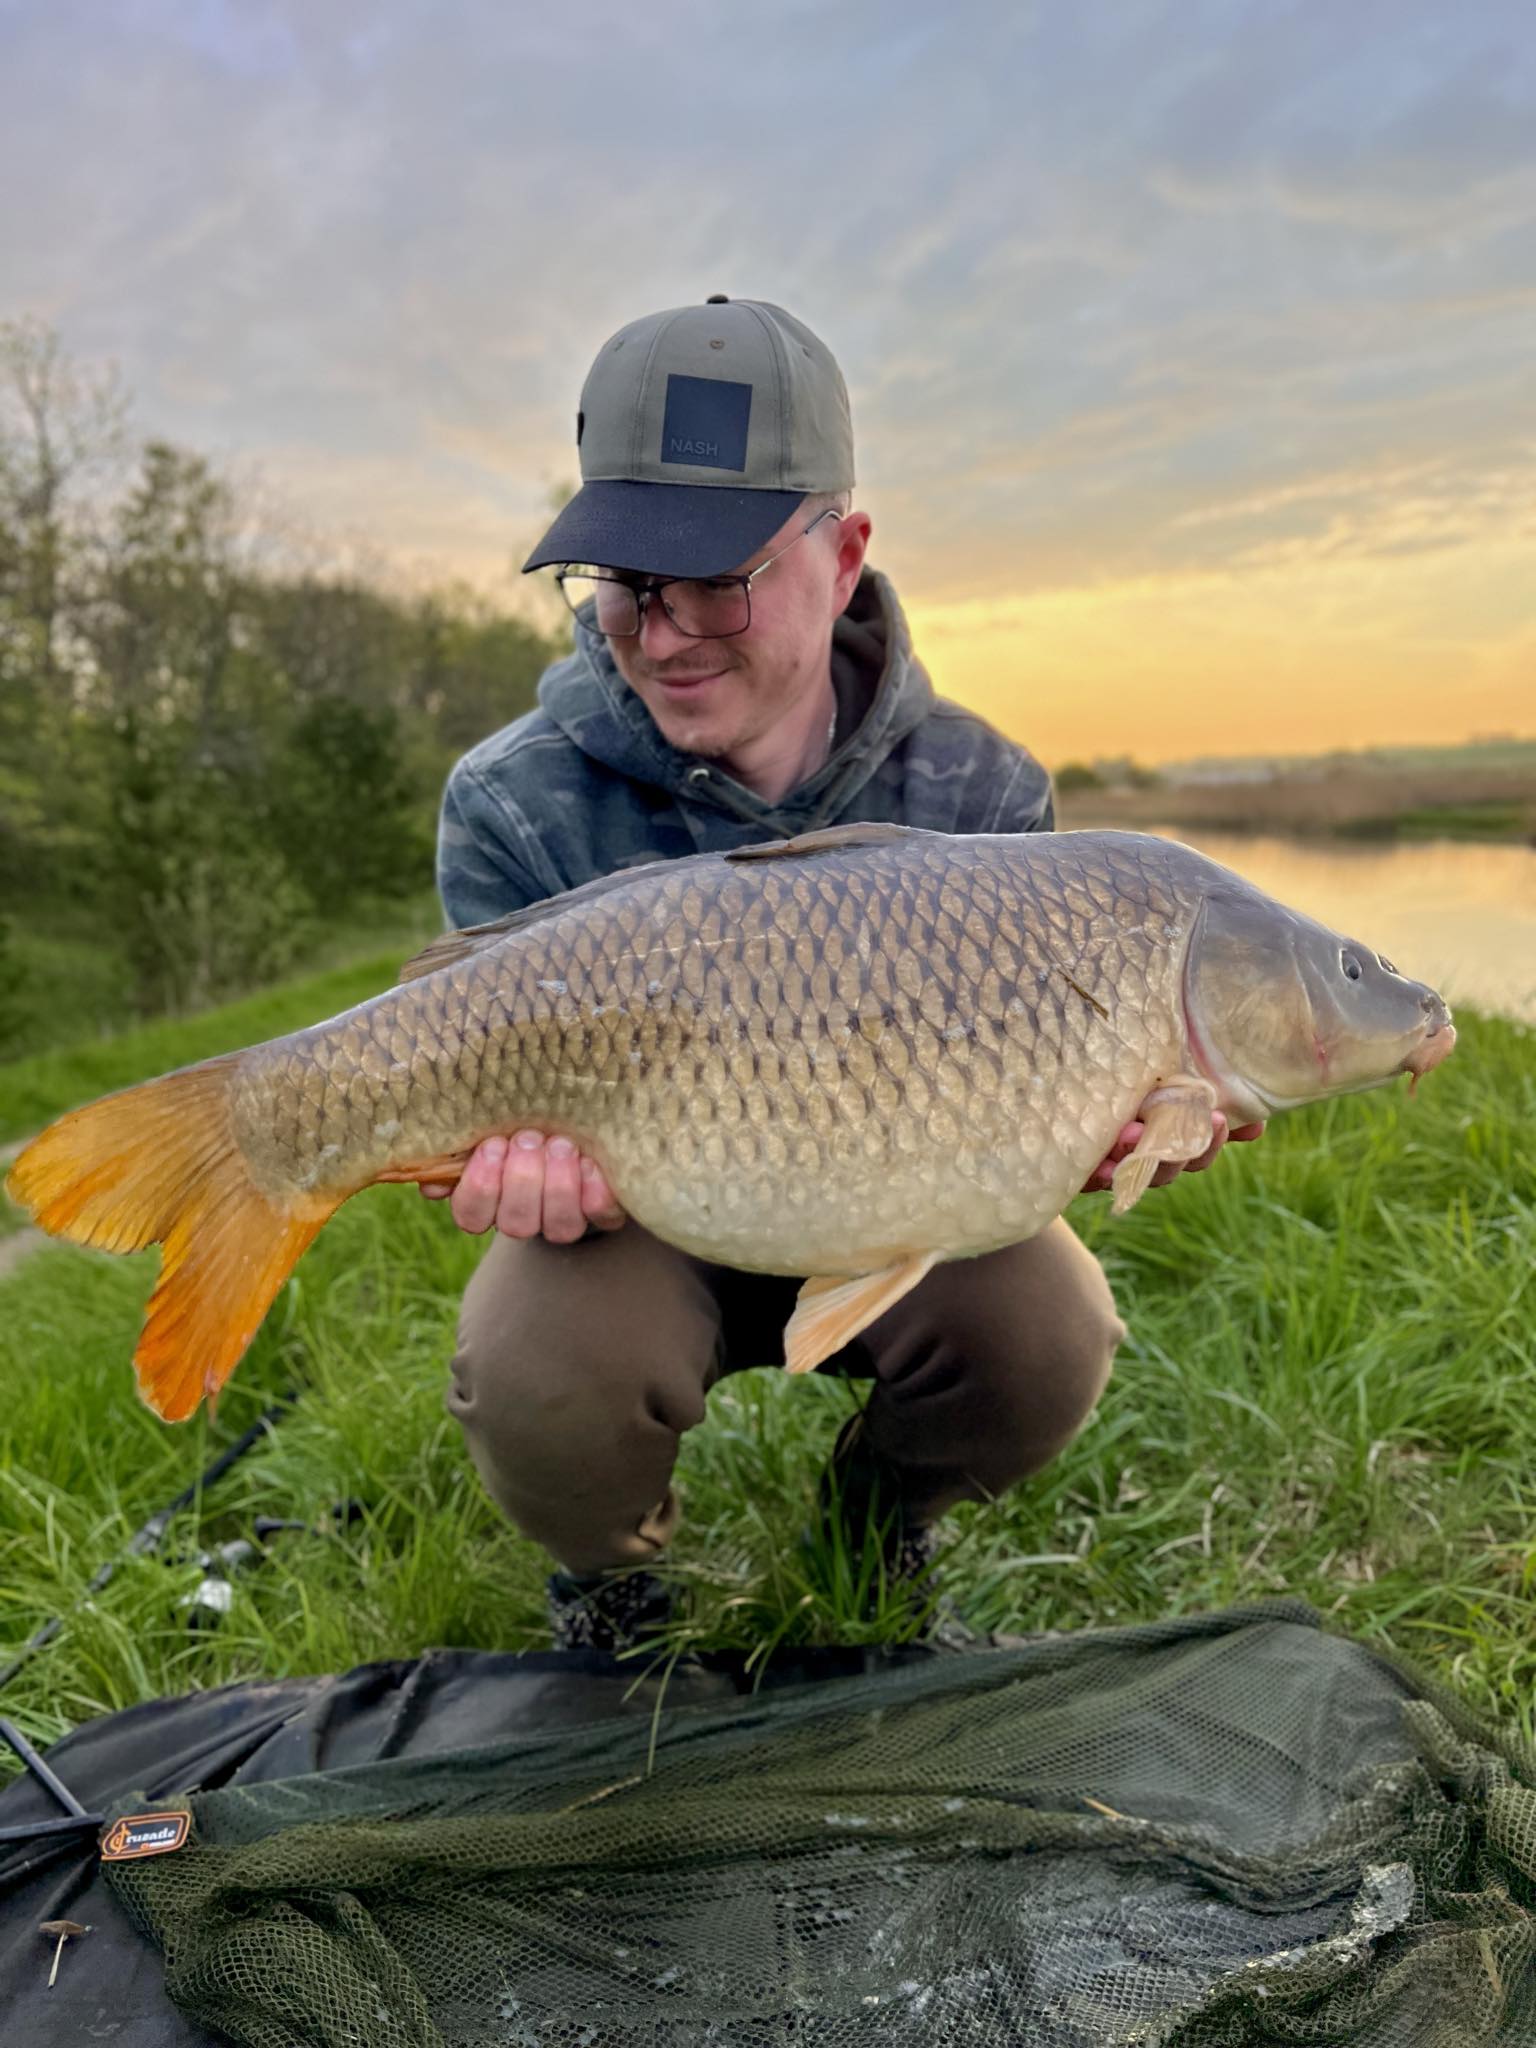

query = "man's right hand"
[420,1132,627,1242]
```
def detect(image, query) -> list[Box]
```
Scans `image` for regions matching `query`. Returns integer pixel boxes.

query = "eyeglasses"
[555,507,843,640]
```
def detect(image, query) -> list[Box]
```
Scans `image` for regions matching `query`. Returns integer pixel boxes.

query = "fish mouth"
[1401,1020,1456,1083]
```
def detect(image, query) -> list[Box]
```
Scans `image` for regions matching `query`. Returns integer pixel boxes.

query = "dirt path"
[0,1137,40,1279]
[0,1227,46,1281]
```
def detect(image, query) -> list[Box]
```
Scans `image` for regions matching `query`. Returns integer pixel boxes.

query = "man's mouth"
[647,668,730,692]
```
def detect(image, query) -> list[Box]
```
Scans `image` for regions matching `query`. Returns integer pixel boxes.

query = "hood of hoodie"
[533,568,936,832]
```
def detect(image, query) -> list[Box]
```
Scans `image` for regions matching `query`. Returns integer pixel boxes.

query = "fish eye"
[1340,950,1363,982]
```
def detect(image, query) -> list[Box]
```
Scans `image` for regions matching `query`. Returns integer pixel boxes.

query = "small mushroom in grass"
[39,1919,90,1988]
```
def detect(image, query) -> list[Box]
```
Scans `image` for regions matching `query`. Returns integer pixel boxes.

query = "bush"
[0,916,26,1054]
[270,697,431,910]
[90,715,313,1016]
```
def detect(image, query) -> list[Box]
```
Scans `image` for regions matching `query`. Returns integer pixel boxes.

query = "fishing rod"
[0,1388,301,1698]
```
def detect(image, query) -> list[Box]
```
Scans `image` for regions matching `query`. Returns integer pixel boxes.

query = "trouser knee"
[445,1230,719,1574]
[854,1226,1128,1519]
[980,1297,1125,1491]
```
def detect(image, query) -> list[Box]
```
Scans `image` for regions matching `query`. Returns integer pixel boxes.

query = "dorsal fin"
[396,858,677,983]
[725,822,919,864]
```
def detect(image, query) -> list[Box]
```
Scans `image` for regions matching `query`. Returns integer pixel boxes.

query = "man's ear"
[831,510,872,615]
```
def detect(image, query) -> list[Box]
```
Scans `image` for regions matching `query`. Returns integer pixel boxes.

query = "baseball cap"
[523,296,855,578]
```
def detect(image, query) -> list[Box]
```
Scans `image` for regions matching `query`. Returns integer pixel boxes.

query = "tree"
[75,439,311,1013]
[0,322,567,1045]
[270,695,430,911]
[87,707,311,1016]
[84,440,247,732]
[0,916,27,1054]
[0,315,125,684]
[406,584,552,759]
[0,320,125,900]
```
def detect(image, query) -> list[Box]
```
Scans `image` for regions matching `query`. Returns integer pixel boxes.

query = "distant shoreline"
[1057,766,1536,847]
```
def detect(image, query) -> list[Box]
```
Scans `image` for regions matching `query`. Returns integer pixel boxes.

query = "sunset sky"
[2,0,1532,766]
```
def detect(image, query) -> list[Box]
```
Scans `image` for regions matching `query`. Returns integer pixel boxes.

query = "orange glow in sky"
[903,536,1535,765]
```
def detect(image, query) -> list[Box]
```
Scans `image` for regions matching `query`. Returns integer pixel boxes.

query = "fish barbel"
[6,824,1455,1420]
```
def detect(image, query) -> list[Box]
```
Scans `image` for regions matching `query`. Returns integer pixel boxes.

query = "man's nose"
[635,594,694,661]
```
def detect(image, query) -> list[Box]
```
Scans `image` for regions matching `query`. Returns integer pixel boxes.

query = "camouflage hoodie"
[436,567,1053,928]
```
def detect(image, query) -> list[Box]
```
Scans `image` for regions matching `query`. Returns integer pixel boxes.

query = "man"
[428,297,1260,1650]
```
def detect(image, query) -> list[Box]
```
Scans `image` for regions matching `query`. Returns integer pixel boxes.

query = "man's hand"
[1080,1113,1266,1196]
[421,1132,626,1241]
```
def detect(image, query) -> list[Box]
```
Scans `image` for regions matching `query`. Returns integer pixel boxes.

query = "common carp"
[6,825,1454,1421]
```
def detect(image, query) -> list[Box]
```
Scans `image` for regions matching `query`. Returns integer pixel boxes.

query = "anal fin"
[783,1252,939,1375]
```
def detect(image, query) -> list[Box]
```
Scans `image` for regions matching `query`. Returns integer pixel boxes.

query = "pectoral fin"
[374,1151,474,1186]
[1110,1074,1220,1215]
[783,1252,940,1375]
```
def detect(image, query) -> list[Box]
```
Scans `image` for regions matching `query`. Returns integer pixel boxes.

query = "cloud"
[1,0,1531,754]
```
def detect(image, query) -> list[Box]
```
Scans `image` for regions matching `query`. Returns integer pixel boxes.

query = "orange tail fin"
[4,1056,338,1422]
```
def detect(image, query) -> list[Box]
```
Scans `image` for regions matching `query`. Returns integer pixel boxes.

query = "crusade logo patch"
[660,374,752,471]
[101,1811,192,1861]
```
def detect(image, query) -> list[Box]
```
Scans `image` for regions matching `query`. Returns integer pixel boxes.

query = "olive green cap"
[524,295,855,576]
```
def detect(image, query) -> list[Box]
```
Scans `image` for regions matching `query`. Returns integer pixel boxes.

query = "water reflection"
[1141,829,1536,1025]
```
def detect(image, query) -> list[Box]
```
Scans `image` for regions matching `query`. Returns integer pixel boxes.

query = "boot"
[545,1566,678,1653]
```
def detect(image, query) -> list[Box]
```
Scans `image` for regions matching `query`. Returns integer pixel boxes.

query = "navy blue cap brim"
[522,480,806,578]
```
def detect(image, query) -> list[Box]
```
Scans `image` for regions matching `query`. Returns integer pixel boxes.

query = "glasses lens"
[664,578,750,638]
[559,574,641,636]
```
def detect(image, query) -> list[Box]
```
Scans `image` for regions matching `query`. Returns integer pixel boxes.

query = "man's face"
[603,504,871,762]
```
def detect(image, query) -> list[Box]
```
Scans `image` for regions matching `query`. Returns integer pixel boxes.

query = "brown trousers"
[447,1220,1127,1575]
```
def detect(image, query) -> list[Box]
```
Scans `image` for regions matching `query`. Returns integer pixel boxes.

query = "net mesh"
[106,1604,1536,2047]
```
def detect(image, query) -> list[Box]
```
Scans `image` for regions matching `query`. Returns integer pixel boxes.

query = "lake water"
[1142,829,1536,1026]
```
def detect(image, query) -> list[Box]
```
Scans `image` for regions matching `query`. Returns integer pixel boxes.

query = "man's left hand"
[1080,1113,1266,1196]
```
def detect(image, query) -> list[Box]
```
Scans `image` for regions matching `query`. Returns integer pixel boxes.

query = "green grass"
[0,890,445,1147]
[0,959,1532,1776]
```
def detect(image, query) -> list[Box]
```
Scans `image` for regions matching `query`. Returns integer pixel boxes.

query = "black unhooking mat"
[2,1602,1534,2046]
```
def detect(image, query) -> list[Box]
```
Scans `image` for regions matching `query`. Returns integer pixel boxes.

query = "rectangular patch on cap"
[660,375,751,472]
